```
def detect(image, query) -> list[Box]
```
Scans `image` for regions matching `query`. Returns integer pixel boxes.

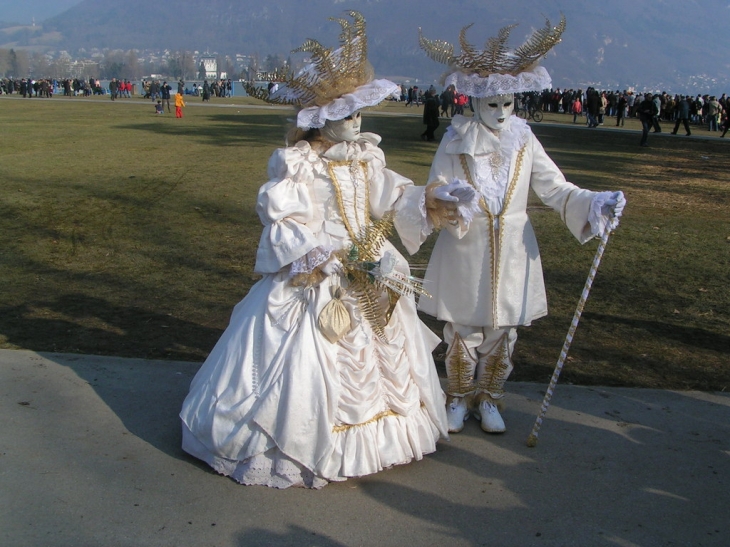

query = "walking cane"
[526,223,615,448]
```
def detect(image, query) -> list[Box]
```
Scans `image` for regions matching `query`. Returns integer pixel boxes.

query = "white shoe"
[446,398,470,433]
[475,400,506,433]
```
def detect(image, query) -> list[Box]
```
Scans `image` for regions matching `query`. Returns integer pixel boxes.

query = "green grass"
[1,94,728,391]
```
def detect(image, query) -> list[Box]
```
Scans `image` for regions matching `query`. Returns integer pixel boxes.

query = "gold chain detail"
[327,159,370,242]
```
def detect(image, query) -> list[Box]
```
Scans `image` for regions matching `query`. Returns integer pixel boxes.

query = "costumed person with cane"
[418,16,626,434]
[180,11,475,489]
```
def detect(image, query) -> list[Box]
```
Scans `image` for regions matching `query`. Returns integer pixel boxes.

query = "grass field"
[1,94,728,391]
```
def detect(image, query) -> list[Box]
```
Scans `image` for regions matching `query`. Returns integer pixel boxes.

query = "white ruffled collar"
[446,115,530,157]
[321,132,382,161]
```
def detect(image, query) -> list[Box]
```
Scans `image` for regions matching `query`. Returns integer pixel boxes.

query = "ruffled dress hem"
[182,404,440,489]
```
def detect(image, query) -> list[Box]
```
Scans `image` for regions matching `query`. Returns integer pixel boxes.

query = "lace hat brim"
[296,79,400,129]
[446,66,552,98]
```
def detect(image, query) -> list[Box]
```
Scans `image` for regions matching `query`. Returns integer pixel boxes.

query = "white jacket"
[418,115,597,328]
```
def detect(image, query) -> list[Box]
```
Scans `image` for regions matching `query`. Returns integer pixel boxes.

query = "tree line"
[0,48,293,82]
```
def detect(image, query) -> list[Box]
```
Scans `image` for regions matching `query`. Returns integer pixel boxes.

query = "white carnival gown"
[180,134,448,488]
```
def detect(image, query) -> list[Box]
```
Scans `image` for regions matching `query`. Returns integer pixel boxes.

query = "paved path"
[2,349,728,546]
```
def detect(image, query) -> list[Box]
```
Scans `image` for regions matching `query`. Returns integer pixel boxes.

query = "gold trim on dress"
[331,403,425,433]
[326,157,400,340]
[327,159,370,241]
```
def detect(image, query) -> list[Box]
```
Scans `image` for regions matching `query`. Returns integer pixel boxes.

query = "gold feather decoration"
[447,332,476,396]
[477,333,512,397]
[417,28,455,66]
[342,213,397,341]
[348,276,390,341]
[477,24,517,75]
[512,16,566,71]
[457,24,480,68]
[419,15,566,77]
[244,11,372,109]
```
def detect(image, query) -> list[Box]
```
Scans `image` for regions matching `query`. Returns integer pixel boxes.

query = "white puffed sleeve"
[253,145,321,274]
[393,184,431,255]
[360,144,434,255]
[361,146,407,220]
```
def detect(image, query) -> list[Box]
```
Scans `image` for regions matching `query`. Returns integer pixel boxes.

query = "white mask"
[475,94,514,131]
[320,111,362,142]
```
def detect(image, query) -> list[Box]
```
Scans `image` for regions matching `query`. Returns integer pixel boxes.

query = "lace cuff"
[289,246,334,276]
[456,196,481,225]
[425,181,457,230]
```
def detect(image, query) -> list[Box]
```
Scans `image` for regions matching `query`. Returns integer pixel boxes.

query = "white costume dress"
[180,133,448,488]
[418,115,597,329]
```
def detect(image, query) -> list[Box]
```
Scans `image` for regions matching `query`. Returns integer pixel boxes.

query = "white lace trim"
[231,450,329,489]
[396,187,433,237]
[445,67,552,98]
[472,118,529,213]
[297,79,399,129]
[289,245,334,276]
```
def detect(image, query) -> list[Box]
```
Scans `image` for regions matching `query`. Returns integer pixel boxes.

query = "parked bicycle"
[517,105,543,122]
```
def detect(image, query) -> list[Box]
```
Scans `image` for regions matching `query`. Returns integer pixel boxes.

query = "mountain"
[0,0,82,26]
[20,0,730,93]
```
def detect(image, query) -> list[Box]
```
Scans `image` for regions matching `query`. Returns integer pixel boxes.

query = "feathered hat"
[245,11,398,129]
[418,16,566,97]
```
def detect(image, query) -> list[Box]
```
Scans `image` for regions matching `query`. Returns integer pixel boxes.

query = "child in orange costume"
[175,92,186,118]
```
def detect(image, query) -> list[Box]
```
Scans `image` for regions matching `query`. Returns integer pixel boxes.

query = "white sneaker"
[446,398,470,433]
[476,400,506,433]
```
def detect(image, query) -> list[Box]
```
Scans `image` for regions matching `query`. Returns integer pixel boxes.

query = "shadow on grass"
[582,311,730,354]
[116,112,291,148]
[534,124,730,198]
[1,293,222,361]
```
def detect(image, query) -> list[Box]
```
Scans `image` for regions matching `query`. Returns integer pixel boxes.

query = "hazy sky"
[0,0,83,24]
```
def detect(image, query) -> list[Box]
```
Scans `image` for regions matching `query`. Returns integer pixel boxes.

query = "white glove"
[450,185,476,202]
[319,257,342,276]
[432,179,476,203]
[590,190,626,236]
[602,191,626,220]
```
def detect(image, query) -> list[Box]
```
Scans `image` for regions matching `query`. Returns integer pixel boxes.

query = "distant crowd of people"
[0,76,235,101]
[536,88,728,132]
[0,77,125,97]
[2,75,729,138]
[393,83,730,139]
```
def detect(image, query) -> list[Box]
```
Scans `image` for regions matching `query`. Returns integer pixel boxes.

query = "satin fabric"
[180,134,447,488]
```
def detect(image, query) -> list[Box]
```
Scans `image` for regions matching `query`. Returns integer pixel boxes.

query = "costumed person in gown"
[180,12,475,489]
[418,17,626,434]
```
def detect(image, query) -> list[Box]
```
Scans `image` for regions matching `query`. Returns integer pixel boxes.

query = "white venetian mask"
[475,94,514,131]
[321,111,362,142]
